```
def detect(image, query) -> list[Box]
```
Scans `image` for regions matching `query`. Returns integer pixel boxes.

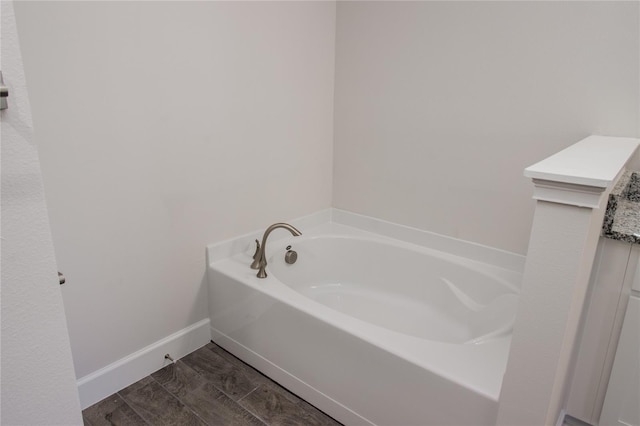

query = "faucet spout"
[251,223,302,278]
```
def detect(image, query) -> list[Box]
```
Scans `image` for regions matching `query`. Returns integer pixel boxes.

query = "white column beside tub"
[496,136,640,426]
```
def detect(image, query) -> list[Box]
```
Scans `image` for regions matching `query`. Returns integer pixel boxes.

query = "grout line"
[189,346,270,425]
[156,357,267,426]
[207,343,343,425]
[236,384,262,404]
[235,384,272,426]
[189,344,264,403]
[232,391,270,426]
[180,356,243,403]
[147,370,214,426]
[90,344,341,426]
[115,391,153,426]
[234,397,270,426]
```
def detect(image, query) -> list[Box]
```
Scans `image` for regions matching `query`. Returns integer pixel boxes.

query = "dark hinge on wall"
[0,71,8,110]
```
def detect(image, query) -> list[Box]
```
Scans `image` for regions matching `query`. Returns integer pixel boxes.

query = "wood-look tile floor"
[83,342,342,426]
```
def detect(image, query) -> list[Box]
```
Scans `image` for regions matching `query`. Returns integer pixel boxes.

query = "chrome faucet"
[251,223,302,278]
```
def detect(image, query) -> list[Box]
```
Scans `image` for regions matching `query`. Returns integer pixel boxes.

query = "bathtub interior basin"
[268,235,518,344]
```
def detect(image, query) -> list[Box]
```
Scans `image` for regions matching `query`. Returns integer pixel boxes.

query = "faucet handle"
[250,239,261,269]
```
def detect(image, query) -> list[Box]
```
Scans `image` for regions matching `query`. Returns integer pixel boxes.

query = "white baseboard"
[76,318,211,409]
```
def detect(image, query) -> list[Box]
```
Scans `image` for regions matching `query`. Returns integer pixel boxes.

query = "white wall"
[333,1,640,254]
[1,1,82,423]
[12,0,640,412]
[14,1,335,379]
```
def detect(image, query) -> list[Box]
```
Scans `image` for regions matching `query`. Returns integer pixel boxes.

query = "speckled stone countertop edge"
[602,169,640,245]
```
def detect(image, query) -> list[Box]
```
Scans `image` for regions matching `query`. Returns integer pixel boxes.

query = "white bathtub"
[207,209,524,425]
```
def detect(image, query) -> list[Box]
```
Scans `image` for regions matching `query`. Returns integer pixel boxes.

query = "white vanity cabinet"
[567,239,640,425]
[567,167,640,426]
[599,265,640,426]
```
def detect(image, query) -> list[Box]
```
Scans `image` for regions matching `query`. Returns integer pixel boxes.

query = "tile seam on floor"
[235,398,270,426]
[147,369,214,426]
[205,343,343,425]
[183,349,263,404]
[153,360,267,426]
[236,383,262,403]
[115,390,153,426]
[203,343,280,403]
[189,346,274,426]
[85,343,342,426]
[204,343,342,425]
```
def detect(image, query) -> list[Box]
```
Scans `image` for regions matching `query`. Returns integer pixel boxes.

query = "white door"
[1,1,82,423]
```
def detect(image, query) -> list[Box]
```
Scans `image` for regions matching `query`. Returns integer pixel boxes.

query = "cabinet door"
[567,240,638,424]
[600,295,640,426]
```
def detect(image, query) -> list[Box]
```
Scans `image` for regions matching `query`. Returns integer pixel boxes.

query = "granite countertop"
[602,169,640,244]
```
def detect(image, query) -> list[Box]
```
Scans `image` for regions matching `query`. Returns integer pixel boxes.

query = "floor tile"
[239,383,341,426]
[83,343,342,426]
[82,394,148,426]
[153,360,264,425]
[181,381,265,426]
[204,343,299,405]
[118,378,206,425]
[182,346,260,401]
[151,361,207,398]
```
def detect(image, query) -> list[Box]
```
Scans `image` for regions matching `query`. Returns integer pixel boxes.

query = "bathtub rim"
[207,208,525,274]
[266,232,523,295]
